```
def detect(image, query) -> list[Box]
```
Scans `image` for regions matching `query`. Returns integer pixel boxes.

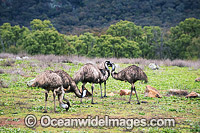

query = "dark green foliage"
[106,21,165,59]
[89,35,141,58]
[168,18,200,59]
[0,23,30,53]
[22,19,76,55]
[0,18,200,59]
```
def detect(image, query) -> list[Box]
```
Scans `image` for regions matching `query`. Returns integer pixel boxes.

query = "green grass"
[0,59,200,132]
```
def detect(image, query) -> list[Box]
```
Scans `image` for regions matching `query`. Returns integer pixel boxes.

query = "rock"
[16,56,22,60]
[168,89,189,96]
[107,92,115,96]
[120,89,135,96]
[144,85,162,98]
[195,77,200,82]
[186,92,200,98]
[148,63,159,70]
[22,56,29,60]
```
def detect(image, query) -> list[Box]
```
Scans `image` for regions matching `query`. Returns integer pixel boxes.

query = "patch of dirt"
[113,97,127,101]
[16,101,28,105]
[0,118,24,126]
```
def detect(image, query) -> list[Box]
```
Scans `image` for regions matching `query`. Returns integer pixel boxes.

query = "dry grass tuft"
[0,53,199,68]
[0,69,4,74]
[0,80,9,88]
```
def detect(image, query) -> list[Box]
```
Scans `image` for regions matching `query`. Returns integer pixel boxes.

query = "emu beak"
[82,90,87,98]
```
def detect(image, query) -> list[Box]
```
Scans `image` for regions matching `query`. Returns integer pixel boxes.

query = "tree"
[141,26,163,59]
[74,32,96,56]
[106,20,143,42]
[88,35,141,58]
[186,37,200,59]
[168,18,200,59]
[30,19,54,31]
[0,23,29,53]
[22,19,66,55]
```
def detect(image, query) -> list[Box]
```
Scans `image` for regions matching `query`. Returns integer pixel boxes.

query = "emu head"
[60,103,70,111]
[105,61,112,71]
[82,89,87,98]
[27,78,36,87]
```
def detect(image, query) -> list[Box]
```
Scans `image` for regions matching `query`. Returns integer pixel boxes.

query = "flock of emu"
[28,61,148,113]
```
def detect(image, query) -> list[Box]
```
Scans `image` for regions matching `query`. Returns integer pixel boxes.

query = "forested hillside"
[1,0,200,34]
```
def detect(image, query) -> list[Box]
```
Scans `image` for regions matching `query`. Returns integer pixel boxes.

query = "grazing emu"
[28,70,86,112]
[30,70,68,113]
[73,61,112,104]
[54,70,86,104]
[111,64,148,104]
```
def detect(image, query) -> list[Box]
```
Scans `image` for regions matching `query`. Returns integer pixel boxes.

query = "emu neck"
[70,82,82,98]
[107,69,110,78]
[111,71,120,80]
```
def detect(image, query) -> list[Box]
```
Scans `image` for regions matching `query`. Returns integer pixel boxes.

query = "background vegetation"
[1,0,200,34]
[0,18,200,59]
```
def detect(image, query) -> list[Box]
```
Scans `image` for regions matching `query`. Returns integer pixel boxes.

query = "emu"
[73,61,111,104]
[111,64,148,104]
[29,70,86,113]
[96,61,111,97]
[30,70,67,113]
[54,70,87,103]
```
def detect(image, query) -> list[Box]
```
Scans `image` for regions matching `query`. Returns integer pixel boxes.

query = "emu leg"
[133,86,140,104]
[104,81,107,97]
[58,92,70,111]
[63,97,71,107]
[128,86,134,104]
[80,83,86,103]
[100,83,103,98]
[43,92,48,113]
[57,88,64,104]
[91,84,97,104]
[53,90,58,113]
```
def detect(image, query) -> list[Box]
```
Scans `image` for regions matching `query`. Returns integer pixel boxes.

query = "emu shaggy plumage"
[32,70,67,113]
[73,61,111,104]
[29,70,86,112]
[111,64,148,104]
[54,70,85,98]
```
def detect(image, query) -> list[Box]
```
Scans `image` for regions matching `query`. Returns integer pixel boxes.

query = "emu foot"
[136,102,140,105]
[66,108,70,111]
[91,102,98,104]
[43,110,47,113]
[127,101,131,104]
[100,96,104,99]
[104,95,107,97]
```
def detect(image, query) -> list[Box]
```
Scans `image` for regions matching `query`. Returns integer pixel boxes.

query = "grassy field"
[0,55,200,132]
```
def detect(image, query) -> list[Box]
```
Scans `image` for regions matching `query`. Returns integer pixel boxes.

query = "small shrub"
[0,80,9,88]
[0,59,15,67]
